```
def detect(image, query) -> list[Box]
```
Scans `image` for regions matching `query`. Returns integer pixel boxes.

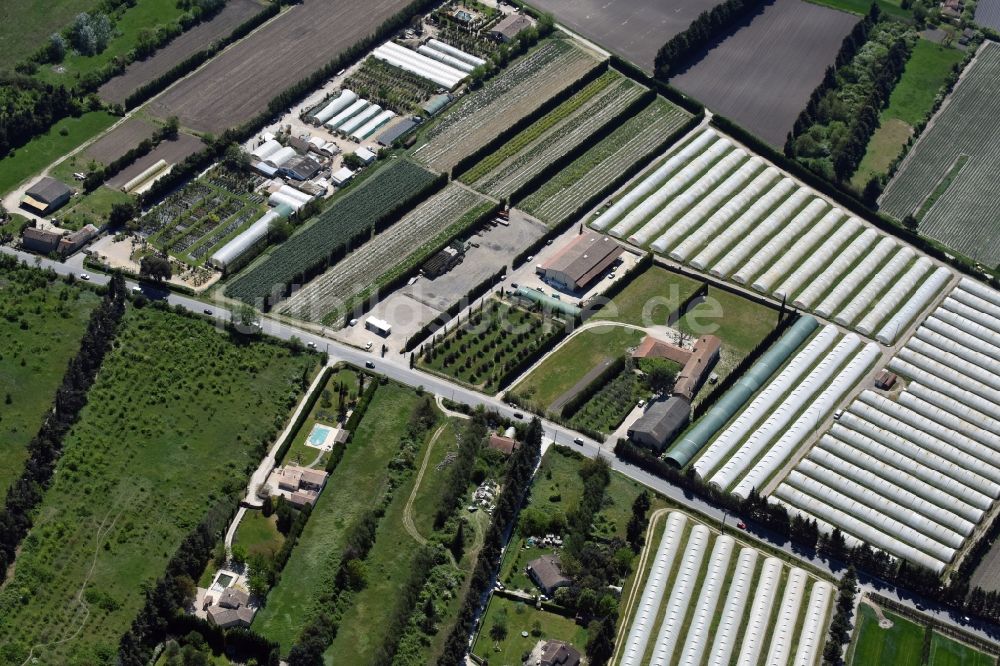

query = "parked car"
[637,399,645,408]
[365,360,376,369]
[573,437,584,446]
[737,521,747,530]
[306,341,317,349]
[203,309,213,315]
[513,412,524,419]
[364,341,373,350]
[79,273,90,281]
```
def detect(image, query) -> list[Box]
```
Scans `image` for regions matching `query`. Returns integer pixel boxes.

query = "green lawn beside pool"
[280,366,362,468]
[234,511,285,560]
[0,111,117,196]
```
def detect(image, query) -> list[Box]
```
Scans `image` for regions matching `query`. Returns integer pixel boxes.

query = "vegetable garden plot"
[879,41,1000,267]
[519,98,691,226]
[226,159,440,304]
[278,183,492,323]
[461,71,647,199]
[413,38,602,172]
[618,510,832,666]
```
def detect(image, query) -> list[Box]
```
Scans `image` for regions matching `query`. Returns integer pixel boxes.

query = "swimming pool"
[307,423,333,448]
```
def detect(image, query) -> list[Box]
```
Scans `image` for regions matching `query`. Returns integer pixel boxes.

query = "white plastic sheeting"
[774,218,862,300]
[610,137,732,239]
[959,277,1000,310]
[793,228,878,309]
[834,247,915,326]
[951,286,1000,321]
[350,109,396,142]
[690,178,797,271]
[890,358,1000,422]
[709,332,861,491]
[923,316,1000,365]
[338,103,383,136]
[650,158,762,254]
[829,424,993,512]
[209,210,279,270]
[815,236,898,318]
[894,349,1000,410]
[906,338,1000,396]
[676,535,735,666]
[731,198,828,285]
[426,39,486,67]
[938,298,1000,348]
[731,340,879,499]
[312,89,358,124]
[265,146,297,167]
[709,189,812,278]
[251,138,282,160]
[906,382,1000,437]
[325,98,370,131]
[856,257,932,337]
[775,483,948,573]
[706,547,758,666]
[648,524,710,665]
[620,512,688,666]
[875,266,953,345]
[750,208,843,293]
[593,129,718,231]
[372,42,466,88]
[898,390,1000,451]
[268,191,305,211]
[792,581,834,666]
[693,326,840,479]
[734,557,784,666]
[417,44,475,72]
[669,165,777,262]
[763,567,807,666]
[629,149,747,247]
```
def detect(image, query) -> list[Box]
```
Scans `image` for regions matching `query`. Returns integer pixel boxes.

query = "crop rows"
[879,41,1000,266]
[278,183,491,322]
[520,98,691,226]
[465,73,646,198]
[226,159,439,304]
[413,38,601,172]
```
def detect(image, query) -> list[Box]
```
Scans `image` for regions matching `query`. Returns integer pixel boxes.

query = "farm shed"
[422,94,452,116]
[539,231,623,291]
[513,287,581,317]
[21,227,63,254]
[628,397,691,453]
[423,246,461,277]
[490,13,534,42]
[665,315,817,467]
[278,154,322,181]
[310,89,358,125]
[21,177,71,214]
[377,118,416,146]
[209,205,292,273]
[354,146,376,165]
[331,167,355,186]
[59,224,98,255]
[366,317,392,336]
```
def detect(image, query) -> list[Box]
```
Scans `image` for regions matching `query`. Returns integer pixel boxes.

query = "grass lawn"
[253,384,424,653]
[279,366,362,468]
[593,469,650,540]
[678,287,777,357]
[512,325,645,412]
[0,305,315,666]
[471,595,588,665]
[852,118,913,189]
[0,261,99,504]
[57,186,133,230]
[0,0,100,65]
[234,511,285,560]
[930,632,997,666]
[850,605,924,666]
[803,0,910,17]
[594,266,703,327]
[0,111,117,196]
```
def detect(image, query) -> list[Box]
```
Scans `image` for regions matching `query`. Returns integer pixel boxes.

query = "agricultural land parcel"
[413,37,602,172]
[146,0,415,133]
[879,40,1000,268]
[849,604,996,665]
[0,261,98,504]
[0,0,99,65]
[851,39,964,189]
[671,0,857,147]
[97,0,266,105]
[525,0,720,72]
[0,306,315,665]
[975,0,1000,30]
[104,131,204,190]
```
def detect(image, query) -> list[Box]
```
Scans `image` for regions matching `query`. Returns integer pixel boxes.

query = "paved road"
[5,245,999,644]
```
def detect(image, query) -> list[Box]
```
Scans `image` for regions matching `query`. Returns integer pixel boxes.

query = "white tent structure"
[312,89,358,125]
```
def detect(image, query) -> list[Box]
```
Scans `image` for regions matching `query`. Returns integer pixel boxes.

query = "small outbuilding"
[488,434,519,455]
[331,166,355,187]
[377,118,417,146]
[422,94,452,116]
[526,554,571,596]
[21,177,72,214]
[354,146,377,165]
[490,13,534,42]
[628,397,690,453]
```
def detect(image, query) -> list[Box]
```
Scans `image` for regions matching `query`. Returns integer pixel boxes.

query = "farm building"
[491,13,534,42]
[251,138,283,161]
[366,316,392,336]
[209,204,293,273]
[278,154,322,181]
[538,231,623,291]
[632,335,693,365]
[354,146,377,165]
[875,370,897,390]
[21,177,71,214]
[423,246,462,277]
[673,335,722,401]
[422,94,452,116]
[628,397,691,453]
[488,434,519,455]
[309,89,358,125]
[526,555,571,596]
[265,146,298,168]
[20,227,63,254]
[377,118,417,146]
[308,136,340,157]
[268,185,313,212]
[331,166,355,187]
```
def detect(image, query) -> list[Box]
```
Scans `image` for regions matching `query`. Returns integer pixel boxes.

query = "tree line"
[0,270,126,581]
[653,0,768,79]
[0,78,78,159]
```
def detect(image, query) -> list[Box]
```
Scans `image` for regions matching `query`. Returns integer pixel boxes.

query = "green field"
[235,511,285,560]
[0,111,117,196]
[930,632,997,666]
[804,0,909,18]
[0,0,100,65]
[678,286,777,357]
[850,605,925,666]
[512,325,645,412]
[0,305,314,665]
[58,186,133,231]
[253,384,426,652]
[593,266,703,328]
[0,260,99,503]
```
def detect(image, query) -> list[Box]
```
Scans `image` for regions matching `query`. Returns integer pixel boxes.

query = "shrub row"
[496,313,574,390]
[608,55,705,115]
[560,356,627,420]
[0,272,127,581]
[653,0,769,79]
[273,365,333,464]
[83,121,179,192]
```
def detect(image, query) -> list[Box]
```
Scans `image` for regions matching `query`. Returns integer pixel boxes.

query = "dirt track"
[146,0,412,133]
[672,0,857,147]
[98,0,264,105]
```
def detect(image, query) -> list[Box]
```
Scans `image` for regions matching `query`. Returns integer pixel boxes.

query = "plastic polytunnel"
[855,257,932,337]
[734,557,784,666]
[763,567,807,666]
[833,246,915,327]
[905,381,1000,437]
[951,286,1000,321]
[923,316,1000,365]
[731,198,829,286]
[668,165,778,262]
[676,535,734,666]
[619,512,688,666]
[897,389,1000,452]
[894,348,1000,410]
[650,157,761,254]
[774,496,863,550]
[939,298,1000,347]
[690,178,796,271]
[593,129,718,231]
[749,208,843,294]
[426,39,486,67]
[959,277,1000,310]
[906,337,1000,394]
[312,89,358,124]
[815,236,899,318]
[338,103,383,136]
[417,44,476,72]
[705,547,758,666]
[793,581,834,666]
[251,138,282,160]
[648,525,710,665]
[875,266,953,345]
[691,325,839,479]
[379,41,468,83]
[793,228,878,309]
[351,109,396,142]
[773,217,862,301]
[325,98,370,131]
[630,149,747,247]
